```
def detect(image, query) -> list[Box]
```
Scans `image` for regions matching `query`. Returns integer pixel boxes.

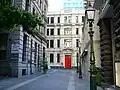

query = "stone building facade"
[94,0,120,89]
[46,11,84,68]
[94,0,114,87]
[0,0,48,77]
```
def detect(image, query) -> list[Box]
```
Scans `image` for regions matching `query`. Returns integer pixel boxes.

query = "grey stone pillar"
[98,19,113,86]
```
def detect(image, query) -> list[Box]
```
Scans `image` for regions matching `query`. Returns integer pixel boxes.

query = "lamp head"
[85,2,95,22]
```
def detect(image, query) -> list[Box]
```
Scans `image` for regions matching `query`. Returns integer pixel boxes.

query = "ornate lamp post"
[76,50,79,73]
[78,45,82,78]
[85,3,96,90]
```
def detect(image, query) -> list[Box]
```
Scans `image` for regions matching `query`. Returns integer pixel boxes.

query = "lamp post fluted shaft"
[77,57,79,73]
[79,47,82,78]
[88,21,96,90]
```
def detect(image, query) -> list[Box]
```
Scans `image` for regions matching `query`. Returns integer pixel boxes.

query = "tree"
[0,0,43,34]
[0,0,22,30]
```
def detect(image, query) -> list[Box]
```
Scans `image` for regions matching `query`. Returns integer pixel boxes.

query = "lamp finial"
[88,1,92,7]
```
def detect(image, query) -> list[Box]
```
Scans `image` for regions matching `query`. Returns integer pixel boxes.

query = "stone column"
[98,19,113,86]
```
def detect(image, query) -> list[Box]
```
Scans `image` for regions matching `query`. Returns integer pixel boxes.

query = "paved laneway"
[0,70,102,90]
[15,70,70,90]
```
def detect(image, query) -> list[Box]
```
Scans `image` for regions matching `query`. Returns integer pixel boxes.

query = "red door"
[65,55,71,68]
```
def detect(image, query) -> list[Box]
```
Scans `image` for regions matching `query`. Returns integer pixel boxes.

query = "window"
[40,0,42,7]
[38,44,40,67]
[64,16,67,23]
[76,39,79,47]
[22,34,27,61]
[51,17,54,23]
[50,53,54,63]
[58,17,60,23]
[47,29,49,35]
[64,28,71,35]
[76,28,79,35]
[22,69,26,76]
[44,5,46,13]
[50,40,54,48]
[68,16,71,23]
[40,0,43,11]
[57,28,60,35]
[115,63,120,87]
[33,7,35,15]
[34,42,37,63]
[43,27,46,35]
[30,40,33,63]
[76,16,78,23]
[40,2,43,12]
[82,16,85,23]
[64,39,71,48]
[47,17,49,23]
[25,0,29,11]
[57,54,60,63]
[50,29,54,35]
[43,47,45,64]
[57,39,60,48]
[47,40,49,48]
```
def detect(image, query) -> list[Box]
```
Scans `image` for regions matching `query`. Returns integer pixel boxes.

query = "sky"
[48,0,63,12]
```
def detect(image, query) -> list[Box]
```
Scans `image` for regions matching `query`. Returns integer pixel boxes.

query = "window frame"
[50,28,54,35]
[57,53,60,63]
[50,53,54,63]
[57,17,60,23]
[76,39,79,47]
[47,17,49,23]
[76,28,79,35]
[57,28,60,35]
[51,17,54,23]
[50,40,54,48]
[47,40,49,48]
[64,39,71,48]
[76,16,78,23]
[57,39,60,48]
[47,29,49,35]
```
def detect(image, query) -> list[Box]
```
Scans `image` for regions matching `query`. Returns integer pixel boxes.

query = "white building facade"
[46,11,84,68]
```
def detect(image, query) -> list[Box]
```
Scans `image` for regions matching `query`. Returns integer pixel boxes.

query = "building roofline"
[47,10,85,15]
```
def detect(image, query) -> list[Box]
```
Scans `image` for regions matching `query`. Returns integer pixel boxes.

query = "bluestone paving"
[0,69,103,90]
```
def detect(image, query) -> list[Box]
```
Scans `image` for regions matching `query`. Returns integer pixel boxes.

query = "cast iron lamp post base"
[88,21,97,90]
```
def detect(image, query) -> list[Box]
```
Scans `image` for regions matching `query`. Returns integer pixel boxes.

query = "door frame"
[64,55,71,68]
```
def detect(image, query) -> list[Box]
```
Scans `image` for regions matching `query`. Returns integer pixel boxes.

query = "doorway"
[65,55,71,68]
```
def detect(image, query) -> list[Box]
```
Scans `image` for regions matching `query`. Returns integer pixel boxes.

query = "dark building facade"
[94,0,120,89]
[110,0,120,88]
